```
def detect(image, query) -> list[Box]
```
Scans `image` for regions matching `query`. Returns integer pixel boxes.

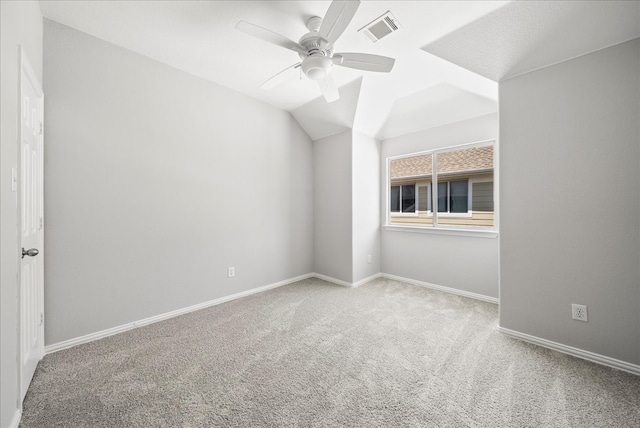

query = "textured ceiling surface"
[378,83,497,141]
[38,0,503,139]
[423,1,640,82]
[39,1,639,140]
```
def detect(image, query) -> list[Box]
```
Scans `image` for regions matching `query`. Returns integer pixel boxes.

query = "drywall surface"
[380,114,499,299]
[352,132,381,283]
[313,131,353,283]
[291,78,362,142]
[0,2,43,427]
[500,39,640,365]
[43,20,313,345]
[422,1,640,83]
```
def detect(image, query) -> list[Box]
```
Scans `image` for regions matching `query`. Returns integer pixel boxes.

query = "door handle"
[22,248,39,259]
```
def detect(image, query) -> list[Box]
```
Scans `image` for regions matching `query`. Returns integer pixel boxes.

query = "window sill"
[383,224,498,238]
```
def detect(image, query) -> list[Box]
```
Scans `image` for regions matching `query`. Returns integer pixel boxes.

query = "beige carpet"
[20,277,640,427]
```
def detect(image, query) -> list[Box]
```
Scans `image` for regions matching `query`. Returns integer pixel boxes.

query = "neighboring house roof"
[390,145,493,180]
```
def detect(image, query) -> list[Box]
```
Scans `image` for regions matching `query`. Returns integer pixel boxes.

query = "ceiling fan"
[236,0,395,103]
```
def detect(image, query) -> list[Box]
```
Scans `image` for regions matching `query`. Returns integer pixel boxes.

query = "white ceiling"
[39,1,640,140]
[423,0,640,82]
[377,82,498,141]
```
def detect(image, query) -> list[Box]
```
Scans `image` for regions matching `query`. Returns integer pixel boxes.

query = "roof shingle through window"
[390,145,493,180]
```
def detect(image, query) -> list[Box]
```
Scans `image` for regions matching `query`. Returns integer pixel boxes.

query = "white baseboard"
[9,409,21,428]
[44,272,495,355]
[353,273,382,288]
[44,273,314,355]
[43,270,639,379]
[381,273,499,304]
[311,273,355,288]
[311,272,381,288]
[497,326,640,376]
[310,272,497,305]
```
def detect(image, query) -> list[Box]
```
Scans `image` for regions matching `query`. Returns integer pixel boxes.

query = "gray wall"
[1,2,43,427]
[43,20,313,345]
[352,131,381,283]
[313,131,353,282]
[500,39,640,365]
[380,114,499,299]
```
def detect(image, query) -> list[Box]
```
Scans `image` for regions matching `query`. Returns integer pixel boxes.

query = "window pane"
[450,180,468,213]
[418,185,428,211]
[390,186,400,212]
[401,185,415,213]
[435,144,494,228]
[437,182,448,212]
[388,142,494,230]
[436,146,493,176]
[472,182,494,211]
[390,154,432,180]
[390,154,431,224]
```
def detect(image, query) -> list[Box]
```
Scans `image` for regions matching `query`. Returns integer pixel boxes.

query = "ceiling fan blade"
[236,21,306,54]
[318,74,340,103]
[318,0,361,48]
[333,53,395,72]
[260,63,302,90]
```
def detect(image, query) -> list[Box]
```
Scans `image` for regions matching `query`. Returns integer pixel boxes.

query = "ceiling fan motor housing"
[236,1,395,102]
[298,16,334,80]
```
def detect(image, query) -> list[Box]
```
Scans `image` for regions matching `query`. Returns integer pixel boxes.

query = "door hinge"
[39,122,43,135]
[40,313,44,326]
[39,217,43,230]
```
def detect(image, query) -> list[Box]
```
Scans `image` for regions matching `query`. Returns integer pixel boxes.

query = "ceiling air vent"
[358,11,400,43]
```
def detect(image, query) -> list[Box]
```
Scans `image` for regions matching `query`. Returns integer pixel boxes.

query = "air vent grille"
[384,16,398,31]
[358,11,400,43]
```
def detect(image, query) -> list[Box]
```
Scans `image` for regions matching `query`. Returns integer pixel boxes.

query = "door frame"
[18,45,45,403]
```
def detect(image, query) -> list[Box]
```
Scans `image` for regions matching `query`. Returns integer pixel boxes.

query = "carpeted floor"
[20,277,640,427]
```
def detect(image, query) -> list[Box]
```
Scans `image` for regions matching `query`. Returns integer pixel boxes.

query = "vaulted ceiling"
[39,1,640,141]
[423,0,640,82]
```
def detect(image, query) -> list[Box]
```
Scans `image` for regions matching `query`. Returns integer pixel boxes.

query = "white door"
[19,48,44,401]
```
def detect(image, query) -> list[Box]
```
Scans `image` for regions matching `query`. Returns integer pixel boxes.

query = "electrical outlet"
[227,267,235,278]
[367,254,372,264]
[572,304,588,322]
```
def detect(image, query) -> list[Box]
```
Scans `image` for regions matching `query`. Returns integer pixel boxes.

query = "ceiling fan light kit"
[301,56,332,80]
[236,0,395,103]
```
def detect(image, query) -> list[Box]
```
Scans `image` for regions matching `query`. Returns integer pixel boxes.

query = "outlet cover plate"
[572,304,588,322]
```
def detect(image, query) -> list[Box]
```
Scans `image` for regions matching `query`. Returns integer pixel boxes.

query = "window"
[390,184,416,213]
[387,141,495,230]
[418,184,430,211]
[472,181,494,211]
[437,180,469,213]
[390,186,400,212]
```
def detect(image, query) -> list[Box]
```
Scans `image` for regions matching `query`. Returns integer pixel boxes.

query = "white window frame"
[385,139,497,237]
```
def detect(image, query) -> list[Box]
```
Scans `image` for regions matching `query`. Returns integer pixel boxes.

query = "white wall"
[352,131,381,283]
[380,114,499,299]
[313,130,381,285]
[500,39,640,365]
[0,2,43,427]
[313,131,353,282]
[43,20,313,345]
